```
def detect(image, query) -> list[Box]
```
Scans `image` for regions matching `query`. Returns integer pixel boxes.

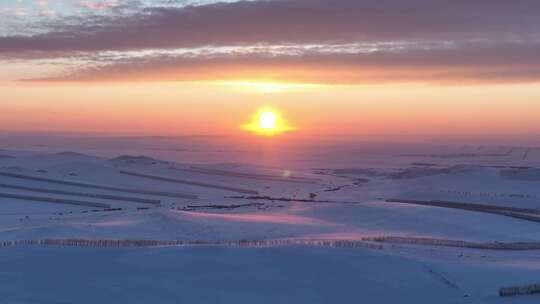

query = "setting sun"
[242,108,295,136]
[259,111,277,129]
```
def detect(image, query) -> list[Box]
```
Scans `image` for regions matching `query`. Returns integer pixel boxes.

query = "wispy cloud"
[26,41,539,84]
[79,0,120,10]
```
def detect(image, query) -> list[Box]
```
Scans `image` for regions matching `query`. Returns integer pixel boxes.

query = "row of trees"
[441,189,538,199]
[14,236,540,251]
[500,284,540,297]
[0,238,383,250]
[363,236,540,250]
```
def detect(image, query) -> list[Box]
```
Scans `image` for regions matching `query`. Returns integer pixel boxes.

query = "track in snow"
[0,171,197,199]
[0,192,110,208]
[120,170,259,195]
[0,183,161,205]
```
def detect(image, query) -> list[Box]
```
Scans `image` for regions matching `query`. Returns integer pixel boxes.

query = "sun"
[259,111,277,129]
[242,108,295,136]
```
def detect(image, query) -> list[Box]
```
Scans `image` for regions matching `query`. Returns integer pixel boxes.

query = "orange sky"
[1,80,540,139]
[1,0,539,141]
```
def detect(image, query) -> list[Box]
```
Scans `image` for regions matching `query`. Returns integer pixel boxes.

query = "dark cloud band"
[1,0,539,53]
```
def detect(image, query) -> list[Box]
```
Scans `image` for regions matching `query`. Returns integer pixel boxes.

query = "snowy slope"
[0,142,539,303]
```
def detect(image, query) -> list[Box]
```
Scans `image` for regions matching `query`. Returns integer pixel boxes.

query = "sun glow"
[242,108,295,136]
[211,81,323,93]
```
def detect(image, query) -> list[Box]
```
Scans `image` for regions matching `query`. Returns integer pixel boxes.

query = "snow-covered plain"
[0,136,539,303]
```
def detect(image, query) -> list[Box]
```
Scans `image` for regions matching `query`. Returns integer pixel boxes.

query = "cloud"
[28,41,540,84]
[35,0,48,7]
[2,0,540,84]
[1,0,539,53]
[79,0,120,10]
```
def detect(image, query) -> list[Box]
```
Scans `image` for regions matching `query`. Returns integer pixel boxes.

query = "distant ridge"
[54,151,91,157]
[28,151,100,160]
[108,155,168,165]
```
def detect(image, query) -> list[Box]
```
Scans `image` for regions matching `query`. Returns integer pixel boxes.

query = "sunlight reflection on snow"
[177,210,334,226]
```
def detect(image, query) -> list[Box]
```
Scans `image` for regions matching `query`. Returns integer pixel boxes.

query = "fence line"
[0,238,383,250]
[9,236,540,251]
[364,236,540,250]
[500,284,540,297]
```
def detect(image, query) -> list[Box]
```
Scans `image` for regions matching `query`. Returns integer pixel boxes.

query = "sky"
[1,0,540,141]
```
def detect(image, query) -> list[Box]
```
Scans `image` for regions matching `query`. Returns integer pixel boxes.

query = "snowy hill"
[0,142,538,303]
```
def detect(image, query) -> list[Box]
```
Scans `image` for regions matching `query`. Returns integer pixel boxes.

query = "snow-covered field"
[0,136,539,303]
